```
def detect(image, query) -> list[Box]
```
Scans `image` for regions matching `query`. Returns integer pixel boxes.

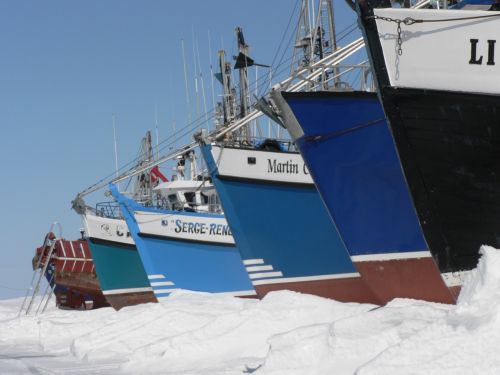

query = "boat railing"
[95,202,123,219]
[214,137,298,153]
[154,196,223,214]
[299,63,375,93]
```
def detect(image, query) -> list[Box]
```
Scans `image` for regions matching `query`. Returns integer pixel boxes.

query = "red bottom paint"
[354,257,456,305]
[255,276,380,304]
[105,292,158,310]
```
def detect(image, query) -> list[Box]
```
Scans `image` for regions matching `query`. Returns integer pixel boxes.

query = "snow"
[1,245,499,374]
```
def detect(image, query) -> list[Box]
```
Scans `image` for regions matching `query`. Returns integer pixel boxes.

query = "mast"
[291,0,339,89]
[234,26,252,142]
[208,30,217,117]
[313,0,339,88]
[292,0,313,73]
[133,131,154,203]
[217,49,236,130]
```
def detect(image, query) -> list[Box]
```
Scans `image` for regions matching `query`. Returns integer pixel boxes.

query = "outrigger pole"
[74,36,365,199]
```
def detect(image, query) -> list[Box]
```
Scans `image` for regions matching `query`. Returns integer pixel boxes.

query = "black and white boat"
[357,0,500,283]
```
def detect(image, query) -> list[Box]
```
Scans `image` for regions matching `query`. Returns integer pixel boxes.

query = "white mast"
[208,30,217,119]
[112,114,119,178]
[154,104,159,160]
[191,29,200,121]
[181,39,192,134]
[195,36,209,132]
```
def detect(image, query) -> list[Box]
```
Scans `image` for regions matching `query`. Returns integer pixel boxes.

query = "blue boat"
[109,183,256,300]
[199,142,377,303]
[274,90,455,304]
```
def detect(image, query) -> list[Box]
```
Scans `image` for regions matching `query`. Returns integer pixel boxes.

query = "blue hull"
[279,92,457,304]
[110,184,255,300]
[282,91,427,256]
[199,144,373,302]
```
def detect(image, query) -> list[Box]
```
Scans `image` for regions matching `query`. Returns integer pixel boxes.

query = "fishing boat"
[33,232,109,309]
[272,89,457,303]
[198,5,379,303]
[109,163,256,300]
[199,140,378,302]
[73,131,164,309]
[82,210,157,309]
[356,0,500,293]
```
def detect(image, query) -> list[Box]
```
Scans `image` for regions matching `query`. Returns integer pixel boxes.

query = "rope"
[301,117,385,144]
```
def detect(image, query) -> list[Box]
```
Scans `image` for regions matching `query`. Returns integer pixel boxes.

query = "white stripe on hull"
[249,271,283,280]
[102,287,153,295]
[252,272,361,286]
[148,274,166,280]
[351,251,432,262]
[246,265,273,272]
[243,259,264,266]
[150,281,175,287]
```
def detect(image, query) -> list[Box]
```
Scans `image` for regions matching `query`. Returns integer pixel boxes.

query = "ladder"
[19,222,63,316]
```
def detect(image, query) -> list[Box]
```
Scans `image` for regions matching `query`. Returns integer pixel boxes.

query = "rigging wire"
[78,16,363,198]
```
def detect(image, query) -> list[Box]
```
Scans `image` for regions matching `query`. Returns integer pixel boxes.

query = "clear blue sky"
[0,1,360,299]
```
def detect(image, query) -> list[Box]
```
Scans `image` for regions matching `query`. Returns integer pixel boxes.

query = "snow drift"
[1,245,499,374]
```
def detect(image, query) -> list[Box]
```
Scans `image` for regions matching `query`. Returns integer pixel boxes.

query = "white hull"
[374,8,500,94]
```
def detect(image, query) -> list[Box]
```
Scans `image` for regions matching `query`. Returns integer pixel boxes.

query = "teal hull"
[88,238,156,309]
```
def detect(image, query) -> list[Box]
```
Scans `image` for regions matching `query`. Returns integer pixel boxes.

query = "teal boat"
[82,209,156,309]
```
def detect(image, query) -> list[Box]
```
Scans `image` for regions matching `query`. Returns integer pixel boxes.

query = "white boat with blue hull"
[199,141,378,303]
[109,183,256,301]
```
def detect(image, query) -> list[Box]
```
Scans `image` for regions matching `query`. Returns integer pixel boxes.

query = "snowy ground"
[2,246,500,375]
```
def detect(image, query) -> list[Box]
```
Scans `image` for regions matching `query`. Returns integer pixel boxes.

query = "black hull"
[381,88,500,272]
[358,2,500,272]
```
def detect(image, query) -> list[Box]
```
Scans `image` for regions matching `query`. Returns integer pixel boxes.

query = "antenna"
[155,104,159,160]
[169,71,177,151]
[181,39,192,133]
[112,114,119,179]
[195,36,209,131]
[208,30,217,117]
[191,28,200,121]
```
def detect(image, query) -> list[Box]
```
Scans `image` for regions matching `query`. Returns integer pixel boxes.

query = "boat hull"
[201,144,378,304]
[359,4,500,275]
[110,185,256,301]
[279,91,454,304]
[83,214,156,309]
[368,87,500,272]
[35,237,109,309]
[87,238,157,309]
